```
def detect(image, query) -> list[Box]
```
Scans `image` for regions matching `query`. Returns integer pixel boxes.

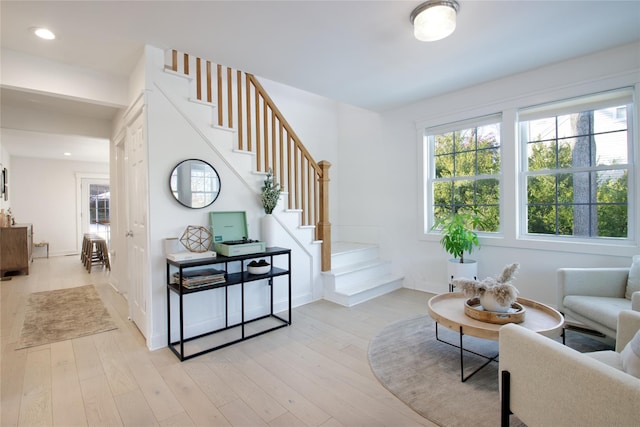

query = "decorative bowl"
[247,260,271,275]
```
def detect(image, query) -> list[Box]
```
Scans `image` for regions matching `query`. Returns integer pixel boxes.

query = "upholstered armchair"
[499,310,640,427]
[557,255,640,339]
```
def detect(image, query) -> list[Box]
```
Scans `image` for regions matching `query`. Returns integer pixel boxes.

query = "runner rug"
[16,285,117,349]
[367,314,612,427]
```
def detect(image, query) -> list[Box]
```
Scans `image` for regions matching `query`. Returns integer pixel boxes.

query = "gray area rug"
[368,314,612,427]
[17,285,117,349]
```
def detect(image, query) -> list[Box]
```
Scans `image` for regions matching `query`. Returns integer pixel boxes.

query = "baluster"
[217,64,223,126]
[255,90,261,171]
[196,57,202,101]
[206,61,212,103]
[287,135,293,210]
[246,75,252,151]
[227,67,233,128]
[315,167,320,227]
[279,122,285,195]
[271,109,277,177]
[263,98,269,172]
[237,70,243,150]
[294,147,300,209]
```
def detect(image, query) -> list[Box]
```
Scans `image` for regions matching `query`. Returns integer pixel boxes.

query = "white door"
[126,110,149,338]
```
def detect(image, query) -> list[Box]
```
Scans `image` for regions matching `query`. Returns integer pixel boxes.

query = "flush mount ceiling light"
[410,0,460,42]
[33,27,56,40]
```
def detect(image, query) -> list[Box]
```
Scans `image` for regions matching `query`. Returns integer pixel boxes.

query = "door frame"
[75,172,109,254]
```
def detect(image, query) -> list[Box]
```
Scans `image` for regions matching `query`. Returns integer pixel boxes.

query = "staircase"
[323,242,403,307]
[162,49,403,306]
[166,49,332,271]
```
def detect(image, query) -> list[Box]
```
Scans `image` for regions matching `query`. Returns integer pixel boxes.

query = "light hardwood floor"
[1,255,438,427]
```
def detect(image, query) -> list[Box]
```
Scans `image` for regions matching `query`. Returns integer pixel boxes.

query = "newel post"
[318,161,332,272]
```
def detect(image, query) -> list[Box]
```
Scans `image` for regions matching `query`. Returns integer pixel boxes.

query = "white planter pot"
[447,258,478,282]
[261,214,277,248]
[480,293,511,313]
[448,259,478,292]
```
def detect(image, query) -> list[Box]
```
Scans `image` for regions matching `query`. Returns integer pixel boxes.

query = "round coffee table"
[427,292,564,381]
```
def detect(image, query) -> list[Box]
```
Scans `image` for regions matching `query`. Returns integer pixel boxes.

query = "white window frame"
[517,88,636,244]
[424,113,503,234]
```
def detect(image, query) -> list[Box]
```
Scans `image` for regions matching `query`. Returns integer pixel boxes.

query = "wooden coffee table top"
[427,292,564,340]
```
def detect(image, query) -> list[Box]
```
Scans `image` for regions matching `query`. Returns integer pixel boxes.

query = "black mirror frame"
[169,159,221,209]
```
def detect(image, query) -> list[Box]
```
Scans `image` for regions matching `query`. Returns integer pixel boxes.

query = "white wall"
[334,103,384,244]
[1,49,128,107]
[9,156,108,256]
[370,42,640,307]
[1,103,113,139]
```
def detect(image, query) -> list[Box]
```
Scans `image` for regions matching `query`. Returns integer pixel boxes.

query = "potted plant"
[260,169,281,247]
[431,208,488,285]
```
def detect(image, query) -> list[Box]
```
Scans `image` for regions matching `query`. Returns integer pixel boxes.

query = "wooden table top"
[427,292,564,340]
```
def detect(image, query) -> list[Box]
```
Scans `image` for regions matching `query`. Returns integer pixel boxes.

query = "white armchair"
[499,310,640,427]
[557,256,640,339]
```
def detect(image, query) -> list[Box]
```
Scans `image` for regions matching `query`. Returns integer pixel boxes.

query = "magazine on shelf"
[173,267,226,288]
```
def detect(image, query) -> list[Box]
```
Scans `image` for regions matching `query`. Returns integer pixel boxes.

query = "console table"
[166,247,291,361]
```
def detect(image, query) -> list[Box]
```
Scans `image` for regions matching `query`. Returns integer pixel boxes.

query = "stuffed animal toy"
[453,263,520,309]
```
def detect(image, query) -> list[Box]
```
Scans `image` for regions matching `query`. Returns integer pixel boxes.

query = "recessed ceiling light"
[33,27,55,40]
[63,152,71,157]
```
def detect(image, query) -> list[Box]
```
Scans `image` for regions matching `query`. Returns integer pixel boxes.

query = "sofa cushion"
[626,255,640,300]
[563,295,632,332]
[621,330,640,378]
[586,350,624,372]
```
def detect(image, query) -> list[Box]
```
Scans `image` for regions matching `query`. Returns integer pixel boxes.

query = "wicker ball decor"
[179,225,213,253]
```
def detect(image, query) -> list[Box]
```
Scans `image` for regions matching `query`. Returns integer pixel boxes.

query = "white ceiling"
[1,1,640,161]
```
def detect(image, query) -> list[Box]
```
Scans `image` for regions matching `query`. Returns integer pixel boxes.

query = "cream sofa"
[557,258,640,339]
[499,310,640,427]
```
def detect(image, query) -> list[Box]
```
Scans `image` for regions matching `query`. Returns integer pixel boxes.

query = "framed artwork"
[2,167,7,201]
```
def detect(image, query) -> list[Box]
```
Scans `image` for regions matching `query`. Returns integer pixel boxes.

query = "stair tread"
[325,259,389,276]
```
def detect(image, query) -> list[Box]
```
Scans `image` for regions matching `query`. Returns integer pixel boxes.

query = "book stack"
[174,268,226,289]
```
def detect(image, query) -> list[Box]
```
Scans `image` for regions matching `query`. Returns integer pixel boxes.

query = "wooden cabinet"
[0,224,33,276]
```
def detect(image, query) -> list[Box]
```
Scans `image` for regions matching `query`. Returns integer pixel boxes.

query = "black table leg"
[435,322,499,382]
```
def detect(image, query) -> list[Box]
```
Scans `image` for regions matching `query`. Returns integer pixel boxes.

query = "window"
[88,183,110,244]
[427,114,502,232]
[519,89,633,239]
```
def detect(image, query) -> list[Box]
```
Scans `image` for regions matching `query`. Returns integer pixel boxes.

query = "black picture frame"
[2,167,7,201]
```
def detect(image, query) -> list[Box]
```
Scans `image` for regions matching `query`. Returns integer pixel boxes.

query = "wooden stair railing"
[170,50,331,271]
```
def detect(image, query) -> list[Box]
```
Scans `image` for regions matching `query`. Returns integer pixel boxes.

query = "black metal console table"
[166,247,291,361]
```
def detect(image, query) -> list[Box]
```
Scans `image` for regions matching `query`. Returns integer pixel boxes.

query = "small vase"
[480,293,511,313]
[261,214,277,248]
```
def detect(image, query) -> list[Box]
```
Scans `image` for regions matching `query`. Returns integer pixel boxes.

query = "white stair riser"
[325,262,392,291]
[331,246,379,270]
[325,277,403,307]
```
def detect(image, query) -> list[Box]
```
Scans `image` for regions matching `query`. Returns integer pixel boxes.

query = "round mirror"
[170,159,221,209]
